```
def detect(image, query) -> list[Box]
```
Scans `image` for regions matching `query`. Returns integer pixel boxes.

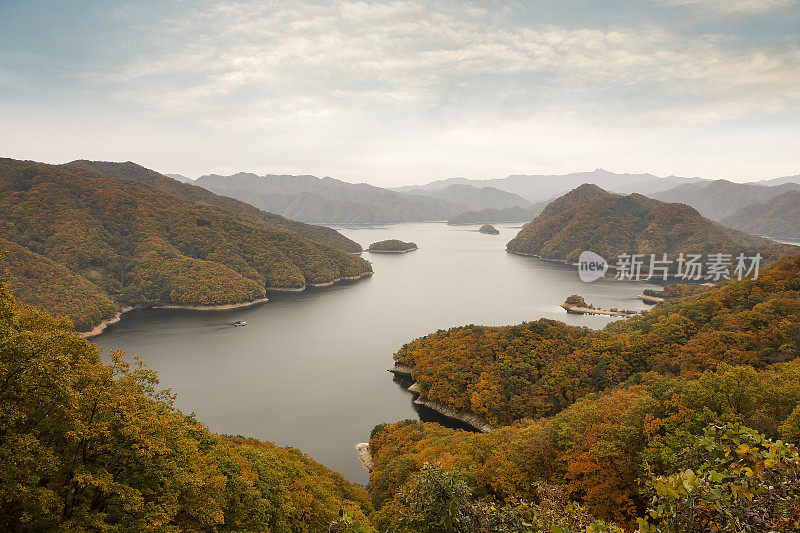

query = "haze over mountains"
[721,190,800,241]
[171,166,800,238]
[194,172,532,224]
[394,169,704,202]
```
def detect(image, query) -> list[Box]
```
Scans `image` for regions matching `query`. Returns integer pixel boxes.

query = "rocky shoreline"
[80,305,134,339]
[560,303,639,318]
[387,364,493,433]
[355,443,373,471]
[639,293,666,304]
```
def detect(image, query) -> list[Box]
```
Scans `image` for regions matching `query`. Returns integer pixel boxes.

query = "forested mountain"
[405,184,531,211]
[653,179,800,221]
[374,254,800,530]
[64,161,362,252]
[506,183,793,263]
[195,172,466,224]
[0,286,374,531]
[447,203,546,225]
[722,189,800,240]
[0,158,371,331]
[396,169,702,203]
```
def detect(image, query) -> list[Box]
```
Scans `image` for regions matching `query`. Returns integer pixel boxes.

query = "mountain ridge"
[0,158,372,331]
[505,183,795,264]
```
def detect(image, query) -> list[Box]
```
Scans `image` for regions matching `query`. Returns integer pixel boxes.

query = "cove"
[92,222,660,484]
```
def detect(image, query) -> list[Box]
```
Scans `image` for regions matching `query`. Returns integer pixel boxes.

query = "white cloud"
[656,0,798,14]
[4,0,800,183]
[91,0,800,131]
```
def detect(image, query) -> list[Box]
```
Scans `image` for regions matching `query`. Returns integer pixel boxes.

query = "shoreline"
[367,247,418,254]
[639,293,665,304]
[154,297,270,311]
[412,397,493,433]
[81,270,373,338]
[560,303,639,318]
[388,365,493,433]
[80,305,134,339]
[507,249,571,264]
[355,443,373,471]
[388,364,414,378]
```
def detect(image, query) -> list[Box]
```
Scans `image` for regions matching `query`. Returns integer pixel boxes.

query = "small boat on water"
[232,320,247,327]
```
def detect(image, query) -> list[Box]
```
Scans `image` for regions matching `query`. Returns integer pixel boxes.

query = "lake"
[93,222,660,484]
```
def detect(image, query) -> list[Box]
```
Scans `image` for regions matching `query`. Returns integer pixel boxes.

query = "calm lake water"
[93,222,659,484]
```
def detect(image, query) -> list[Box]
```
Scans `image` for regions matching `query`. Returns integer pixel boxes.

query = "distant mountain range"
[652,179,800,221]
[505,183,795,264]
[178,167,800,237]
[395,169,703,203]
[447,204,546,225]
[194,173,531,224]
[166,173,194,183]
[721,190,800,241]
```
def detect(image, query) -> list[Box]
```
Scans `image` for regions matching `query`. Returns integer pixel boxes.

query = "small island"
[561,294,641,318]
[478,224,500,235]
[367,239,418,253]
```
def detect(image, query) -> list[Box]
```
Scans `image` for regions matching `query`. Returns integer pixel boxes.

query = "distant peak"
[571,183,609,195]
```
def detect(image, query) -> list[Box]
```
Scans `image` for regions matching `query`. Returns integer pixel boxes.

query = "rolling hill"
[721,189,800,240]
[653,179,800,221]
[0,158,372,331]
[505,183,794,264]
[64,161,362,252]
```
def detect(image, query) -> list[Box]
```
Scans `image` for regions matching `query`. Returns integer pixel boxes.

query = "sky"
[1,0,799,186]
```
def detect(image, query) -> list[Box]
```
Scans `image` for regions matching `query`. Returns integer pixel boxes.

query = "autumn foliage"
[394,254,800,426]
[0,158,372,331]
[0,285,373,531]
[505,183,796,264]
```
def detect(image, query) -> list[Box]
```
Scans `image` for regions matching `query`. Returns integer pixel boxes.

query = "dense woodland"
[379,253,800,530]
[0,158,371,331]
[62,160,364,253]
[506,184,796,264]
[0,285,375,531]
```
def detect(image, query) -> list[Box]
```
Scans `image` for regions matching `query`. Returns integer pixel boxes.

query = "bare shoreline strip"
[367,247,418,254]
[80,306,134,339]
[560,303,638,318]
[388,364,414,377]
[154,297,270,311]
[80,271,373,338]
[355,443,373,471]
[388,364,493,432]
[412,397,493,433]
[639,293,666,304]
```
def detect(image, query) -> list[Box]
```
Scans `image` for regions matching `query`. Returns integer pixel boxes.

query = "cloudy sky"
[1,0,798,185]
